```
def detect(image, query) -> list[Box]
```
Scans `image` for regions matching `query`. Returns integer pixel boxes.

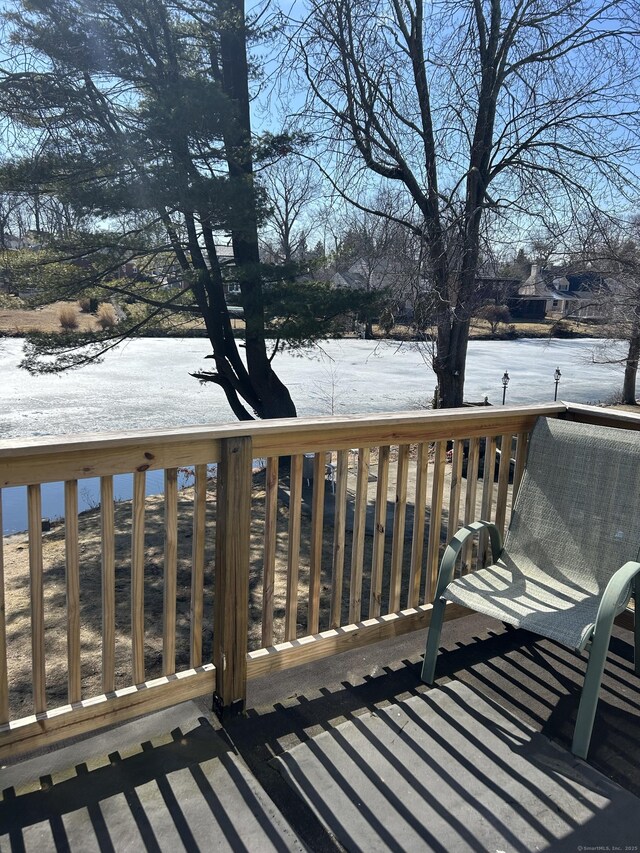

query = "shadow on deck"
[2,613,639,850]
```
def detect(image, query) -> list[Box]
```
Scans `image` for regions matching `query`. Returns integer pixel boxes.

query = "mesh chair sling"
[421,417,640,759]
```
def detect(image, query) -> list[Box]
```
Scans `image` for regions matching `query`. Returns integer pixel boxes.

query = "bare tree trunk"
[434,316,469,408]
[622,329,640,405]
[218,0,296,419]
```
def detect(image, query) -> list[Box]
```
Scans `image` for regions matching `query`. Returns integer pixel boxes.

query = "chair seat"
[442,554,606,651]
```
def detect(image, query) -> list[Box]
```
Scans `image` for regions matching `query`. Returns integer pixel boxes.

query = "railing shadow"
[274,680,640,850]
[0,717,294,851]
[225,619,640,848]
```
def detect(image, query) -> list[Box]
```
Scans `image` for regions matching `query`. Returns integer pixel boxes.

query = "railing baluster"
[461,437,480,574]
[131,471,146,684]
[370,445,390,618]
[285,454,303,641]
[408,442,429,608]
[101,476,115,693]
[425,441,446,602]
[0,493,8,724]
[479,436,497,566]
[389,445,410,613]
[64,480,81,704]
[330,449,348,628]
[262,457,278,647]
[190,464,207,667]
[28,484,46,714]
[308,453,325,635]
[349,447,370,623]
[495,433,512,537]
[447,440,464,541]
[163,468,178,675]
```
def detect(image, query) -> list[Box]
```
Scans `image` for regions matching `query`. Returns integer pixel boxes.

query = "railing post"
[213,435,252,717]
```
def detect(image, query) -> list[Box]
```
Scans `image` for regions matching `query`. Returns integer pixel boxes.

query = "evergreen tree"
[0,0,357,419]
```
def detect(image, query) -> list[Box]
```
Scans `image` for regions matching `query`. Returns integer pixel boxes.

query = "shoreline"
[0,324,604,341]
[0,300,608,342]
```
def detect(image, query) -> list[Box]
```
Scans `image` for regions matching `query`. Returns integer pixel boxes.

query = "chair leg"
[634,579,640,677]
[572,633,611,759]
[421,595,447,685]
[573,562,640,758]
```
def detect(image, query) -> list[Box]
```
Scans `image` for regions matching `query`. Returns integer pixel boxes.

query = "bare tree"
[259,156,321,263]
[575,217,640,404]
[332,191,434,336]
[291,0,640,406]
[614,272,640,405]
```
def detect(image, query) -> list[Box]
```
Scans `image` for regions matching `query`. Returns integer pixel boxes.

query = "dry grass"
[0,301,239,336]
[58,304,79,330]
[0,300,606,340]
[96,302,118,330]
[0,301,101,334]
[468,317,603,338]
[366,318,605,341]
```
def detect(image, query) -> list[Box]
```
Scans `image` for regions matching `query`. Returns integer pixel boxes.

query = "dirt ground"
[3,483,216,720]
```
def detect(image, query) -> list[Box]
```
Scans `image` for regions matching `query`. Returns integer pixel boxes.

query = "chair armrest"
[433,520,503,602]
[591,560,640,643]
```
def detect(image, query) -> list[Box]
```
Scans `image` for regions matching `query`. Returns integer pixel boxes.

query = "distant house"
[216,244,241,302]
[331,268,366,290]
[150,244,241,301]
[117,261,139,279]
[331,259,387,293]
[331,257,428,322]
[474,265,521,306]
[510,264,614,322]
[335,258,525,325]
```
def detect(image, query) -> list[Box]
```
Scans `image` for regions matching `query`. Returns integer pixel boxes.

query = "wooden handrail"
[0,403,566,487]
[563,402,640,429]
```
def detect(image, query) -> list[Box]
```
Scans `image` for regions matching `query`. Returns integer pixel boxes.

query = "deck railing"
[1,401,637,758]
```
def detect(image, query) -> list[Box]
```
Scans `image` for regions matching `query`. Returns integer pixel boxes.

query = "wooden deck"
[2,614,639,851]
[2,403,640,848]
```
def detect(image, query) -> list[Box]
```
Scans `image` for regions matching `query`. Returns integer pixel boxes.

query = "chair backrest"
[506,417,640,593]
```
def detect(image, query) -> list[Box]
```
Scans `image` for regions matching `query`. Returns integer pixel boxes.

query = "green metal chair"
[422,417,640,759]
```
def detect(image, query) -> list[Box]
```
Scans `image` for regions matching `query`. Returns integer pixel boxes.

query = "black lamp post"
[554,366,562,401]
[501,370,510,405]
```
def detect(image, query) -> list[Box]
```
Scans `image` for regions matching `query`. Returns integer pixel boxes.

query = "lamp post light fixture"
[554,366,562,401]
[501,370,510,405]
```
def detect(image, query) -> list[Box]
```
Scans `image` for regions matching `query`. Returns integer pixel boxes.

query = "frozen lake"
[0,335,625,533]
[0,336,625,438]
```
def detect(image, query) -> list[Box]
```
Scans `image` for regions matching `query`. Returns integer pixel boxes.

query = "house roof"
[332,270,368,289]
[518,264,612,301]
